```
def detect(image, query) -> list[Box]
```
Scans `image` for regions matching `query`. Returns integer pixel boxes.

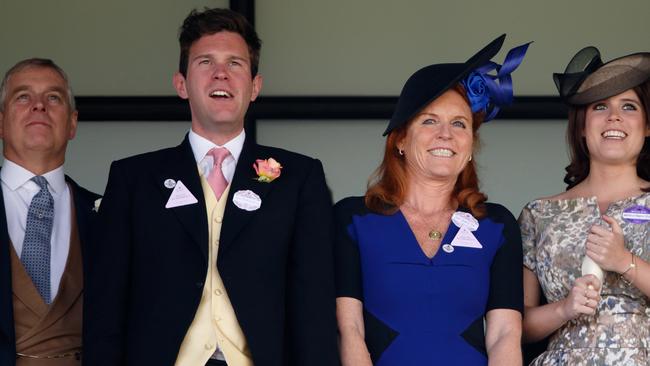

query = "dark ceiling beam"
[230,0,255,26]
[74,96,568,122]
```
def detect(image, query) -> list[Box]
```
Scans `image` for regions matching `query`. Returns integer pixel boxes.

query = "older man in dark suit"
[83,8,339,366]
[0,58,100,366]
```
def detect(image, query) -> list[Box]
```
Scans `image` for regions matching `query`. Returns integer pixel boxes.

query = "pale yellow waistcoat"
[175,177,253,366]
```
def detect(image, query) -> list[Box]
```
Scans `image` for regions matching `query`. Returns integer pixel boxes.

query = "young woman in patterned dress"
[520,47,650,365]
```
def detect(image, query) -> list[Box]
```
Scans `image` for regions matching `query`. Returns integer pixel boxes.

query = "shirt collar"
[188,128,245,164]
[0,159,66,194]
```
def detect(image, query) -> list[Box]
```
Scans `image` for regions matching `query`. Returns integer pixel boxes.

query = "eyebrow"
[419,112,469,120]
[10,85,66,95]
[191,54,249,63]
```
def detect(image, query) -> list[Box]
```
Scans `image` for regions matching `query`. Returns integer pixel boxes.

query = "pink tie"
[206,147,230,200]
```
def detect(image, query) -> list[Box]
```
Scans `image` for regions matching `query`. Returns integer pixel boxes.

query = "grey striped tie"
[20,176,54,304]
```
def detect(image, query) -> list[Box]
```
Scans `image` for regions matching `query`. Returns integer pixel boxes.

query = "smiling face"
[397,89,474,184]
[584,89,650,166]
[0,66,77,167]
[173,31,262,143]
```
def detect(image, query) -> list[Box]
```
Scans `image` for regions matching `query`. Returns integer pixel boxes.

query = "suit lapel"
[65,177,92,254]
[154,136,209,261]
[219,139,274,254]
[0,174,16,345]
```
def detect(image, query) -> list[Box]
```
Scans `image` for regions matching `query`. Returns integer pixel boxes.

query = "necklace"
[402,203,453,242]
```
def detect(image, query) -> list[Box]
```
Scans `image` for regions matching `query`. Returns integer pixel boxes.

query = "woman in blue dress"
[335,34,529,366]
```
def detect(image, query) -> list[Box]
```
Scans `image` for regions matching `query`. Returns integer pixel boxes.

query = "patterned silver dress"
[519,193,650,365]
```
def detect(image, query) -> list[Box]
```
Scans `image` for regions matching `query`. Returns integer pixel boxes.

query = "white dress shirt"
[1,159,72,300]
[189,128,245,182]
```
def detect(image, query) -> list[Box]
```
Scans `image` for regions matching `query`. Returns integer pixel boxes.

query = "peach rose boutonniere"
[253,158,282,183]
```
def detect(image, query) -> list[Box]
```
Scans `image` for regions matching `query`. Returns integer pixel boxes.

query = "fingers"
[586,242,603,254]
[590,224,611,237]
[584,286,599,299]
[574,280,600,314]
[586,250,603,266]
[579,302,597,315]
[576,274,602,292]
[586,243,608,264]
[565,282,599,319]
[602,215,623,234]
[587,233,609,246]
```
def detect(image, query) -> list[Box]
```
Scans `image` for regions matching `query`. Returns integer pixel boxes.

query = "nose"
[607,109,621,122]
[31,97,46,112]
[437,122,452,140]
[212,63,228,80]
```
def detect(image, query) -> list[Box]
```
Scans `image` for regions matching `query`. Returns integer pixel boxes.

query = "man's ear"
[68,110,78,140]
[173,72,189,99]
[250,74,263,102]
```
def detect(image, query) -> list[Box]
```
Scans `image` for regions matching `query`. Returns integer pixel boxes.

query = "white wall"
[0,0,228,95]
[1,0,649,214]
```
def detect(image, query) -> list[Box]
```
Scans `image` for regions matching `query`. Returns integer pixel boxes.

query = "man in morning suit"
[0,58,100,366]
[83,8,339,366]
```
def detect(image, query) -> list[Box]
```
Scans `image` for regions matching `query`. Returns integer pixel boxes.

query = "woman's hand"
[586,215,630,273]
[559,275,601,320]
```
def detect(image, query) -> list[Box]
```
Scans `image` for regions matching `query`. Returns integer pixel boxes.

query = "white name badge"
[450,227,483,249]
[164,178,176,189]
[451,211,479,231]
[233,190,262,211]
[165,180,198,208]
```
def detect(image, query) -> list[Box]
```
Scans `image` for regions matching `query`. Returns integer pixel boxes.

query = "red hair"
[365,84,488,218]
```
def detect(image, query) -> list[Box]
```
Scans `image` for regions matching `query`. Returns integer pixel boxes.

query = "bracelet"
[620,252,637,286]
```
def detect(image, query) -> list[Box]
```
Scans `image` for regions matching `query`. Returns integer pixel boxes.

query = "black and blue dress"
[334,197,523,365]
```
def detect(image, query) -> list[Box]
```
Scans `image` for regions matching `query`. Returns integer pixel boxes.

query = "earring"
[469,155,472,162]
[398,149,404,156]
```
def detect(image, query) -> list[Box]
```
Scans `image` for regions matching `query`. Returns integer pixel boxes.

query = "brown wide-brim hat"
[553,46,650,105]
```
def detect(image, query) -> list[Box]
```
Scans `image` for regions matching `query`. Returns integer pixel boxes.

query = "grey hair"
[0,58,76,113]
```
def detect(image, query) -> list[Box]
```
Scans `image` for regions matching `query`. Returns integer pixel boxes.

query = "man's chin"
[192,118,245,136]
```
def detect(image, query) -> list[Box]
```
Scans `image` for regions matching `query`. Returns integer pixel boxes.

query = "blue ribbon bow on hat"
[461,42,530,122]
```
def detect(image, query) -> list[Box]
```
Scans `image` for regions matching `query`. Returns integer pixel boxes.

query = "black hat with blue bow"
[383,34,530,136]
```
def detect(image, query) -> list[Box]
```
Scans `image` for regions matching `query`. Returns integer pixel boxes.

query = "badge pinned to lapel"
[444,211,482,252]
[233,190,261,211]
[164,179,176,189]
[450,227,483,249]
[165,180,198,208]
[451,211,479,231]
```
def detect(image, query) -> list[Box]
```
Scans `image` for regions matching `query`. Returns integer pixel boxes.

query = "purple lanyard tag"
[622,205,650,224]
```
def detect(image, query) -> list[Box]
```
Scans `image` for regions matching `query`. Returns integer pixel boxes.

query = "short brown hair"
[178,8,261,78]
[365,84,488,217]
[564,80,650,191]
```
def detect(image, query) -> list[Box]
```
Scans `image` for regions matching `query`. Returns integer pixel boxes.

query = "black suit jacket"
[0,172,100,366]
[84,136,339,366]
